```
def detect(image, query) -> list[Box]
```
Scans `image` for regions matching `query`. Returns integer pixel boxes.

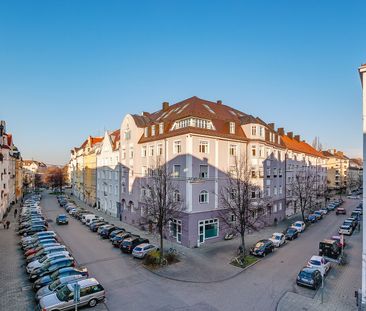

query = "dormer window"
[251,126,257,136]
[151,125,156,136]
[159,123,164,134]
[172,118,215,131]
[229,122,235,134]
[259,126,264,137]
[144,127,148,137]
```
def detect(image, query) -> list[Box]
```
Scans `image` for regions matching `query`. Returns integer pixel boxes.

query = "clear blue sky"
[0,0,364,165]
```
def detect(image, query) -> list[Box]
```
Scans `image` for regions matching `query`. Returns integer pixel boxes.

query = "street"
[40,193,361,311]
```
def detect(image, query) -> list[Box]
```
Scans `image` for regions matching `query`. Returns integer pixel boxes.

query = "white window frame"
[199,141,209,154]
[199,165,208,179]
[229,122,235,134]
[199,190,209,204]
[159,123,164,134]
[173,164,181,178]
[174,141,182,154]
[141,146,147,157]
[229,144,237,156]
[151,125,156,136]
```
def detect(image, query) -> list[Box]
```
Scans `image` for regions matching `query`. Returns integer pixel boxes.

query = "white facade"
[96,131,120,217]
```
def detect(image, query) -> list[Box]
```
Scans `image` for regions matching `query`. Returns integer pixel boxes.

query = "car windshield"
[272,235,281,240]
[287,229,295,234]
[255,242,265,248]
[134,247,142,251]
[59,215,66,219]
[299,271,312,279]
[294,223,300,227]
[310,259,321,266]
[341,225,350,229]
[51,270,60,280]
[49,279,61,290]
[124,241,132,246]
[56,285,72,302]
[39,256,50,263]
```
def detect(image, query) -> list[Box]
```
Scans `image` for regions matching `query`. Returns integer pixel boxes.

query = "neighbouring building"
[0,121,22,219]
[322,149,350,195]
[119,97,287,247]
[22,160,47,191]
[347,158,363,193]
[96,130,121,217]
[83,136,103,207]
[280,130,327,217]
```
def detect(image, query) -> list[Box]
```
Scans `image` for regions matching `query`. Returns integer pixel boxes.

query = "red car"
[336,207,346,215]
[24,243,59,257]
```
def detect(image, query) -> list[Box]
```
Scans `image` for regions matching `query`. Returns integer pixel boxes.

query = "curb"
[141,257,262,284]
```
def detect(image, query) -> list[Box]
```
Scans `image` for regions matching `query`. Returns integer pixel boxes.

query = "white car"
[347,195,360,199]
[291,221,306,233]
[339,224,353,235]
[319,208,328,215]
[307,255,331,276]
[132,243,157,258]
[269,232,286,247]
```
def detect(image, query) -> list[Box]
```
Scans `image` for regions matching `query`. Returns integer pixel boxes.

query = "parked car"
[307,255,331,276]
[347,195,360,199]
[338,224,353,236]
[109,228,125,240]
[336,207,346,215]
[306,214,317,223]
[27,252,71,274]
[23,238,57,252]
[56,214,69,225]
[35,274,86,302]
[327,204,336,211]
[29,258,75,282]
[33,267,89,291]
[296,267,322,290]
[90,221,108,232]
[250,239,274,257]
[19,225,48,236]
[25,242,61,257]
[21,231,56,246]
[81,214,96,224]
[111,232,133,247]
[285,227,298,240]
[132,243,157,258]
[344,218,357,230]
[291,221,306,233]
[97,224,114,235]
[38,278,105,311]
[269,232,286,247]
[319,208,328,215]
[319,239,341,260]
[100,226,118,239]
[26,246,67,263]
[313,211,323,220]
[121,237,150,254]
[351,210,362,220]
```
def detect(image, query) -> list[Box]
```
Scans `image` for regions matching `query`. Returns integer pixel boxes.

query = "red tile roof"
[281,135,324,158]
[109,129,120,151]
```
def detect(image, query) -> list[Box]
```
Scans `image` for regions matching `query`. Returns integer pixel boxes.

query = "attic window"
[203,104,215,114]
[159,123,164,134]
[151,125,156,136]
[229,122,235,134]
[144,127,148,137]
[229,110,237,116]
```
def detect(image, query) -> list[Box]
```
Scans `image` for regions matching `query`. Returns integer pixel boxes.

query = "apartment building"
[119,96,287,247]
[347,158,363,193]
[280,130,327,217]
[322,149,350,193]
[96,130,121,217]
[0,121,22,219]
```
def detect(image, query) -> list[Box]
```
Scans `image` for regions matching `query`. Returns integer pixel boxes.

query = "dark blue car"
[56,214,68,225]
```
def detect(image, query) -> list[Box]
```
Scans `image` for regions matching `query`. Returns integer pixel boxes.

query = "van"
[82,214,97,225]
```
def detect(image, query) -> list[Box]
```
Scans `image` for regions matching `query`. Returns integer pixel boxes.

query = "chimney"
[217,100,222,105]
[294,135,300,142]
[162,102,169,111]
[277,127,285,136]
[268,123,275,130]
[142,112,149,117]
[287,131,293,139]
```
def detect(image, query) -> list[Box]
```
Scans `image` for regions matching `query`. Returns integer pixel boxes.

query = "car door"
[79,286,92,306]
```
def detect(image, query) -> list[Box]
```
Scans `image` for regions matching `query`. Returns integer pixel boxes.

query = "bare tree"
[219,156,269,260]
[34,173,43,189]
[311,137,323,151]
[288,167,318,223]
[142,160,183,263]
[45,167,66,192]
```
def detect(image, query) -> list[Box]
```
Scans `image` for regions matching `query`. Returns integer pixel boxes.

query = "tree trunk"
[240,231,245,257]
[159,225,164,264]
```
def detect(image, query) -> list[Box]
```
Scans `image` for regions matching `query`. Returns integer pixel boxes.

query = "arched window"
[199,190,208,203]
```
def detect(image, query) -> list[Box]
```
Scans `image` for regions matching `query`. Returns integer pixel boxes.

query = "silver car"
[36,274,86,302]
[38,278,105,310]
[26,251,71,274]
[132,243,157,258]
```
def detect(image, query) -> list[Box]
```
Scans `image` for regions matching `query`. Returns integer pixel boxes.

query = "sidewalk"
[66,191,302,283]
[0,203,35,311]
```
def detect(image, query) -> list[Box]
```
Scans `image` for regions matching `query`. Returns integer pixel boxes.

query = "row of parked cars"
[296,199,360,290]
[19,193,105,311]
[249,198,348,290]
[338,202,362,236]
[57,195,158,259]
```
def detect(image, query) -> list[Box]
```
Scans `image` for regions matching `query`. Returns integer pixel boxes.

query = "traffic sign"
[73,283,80,303]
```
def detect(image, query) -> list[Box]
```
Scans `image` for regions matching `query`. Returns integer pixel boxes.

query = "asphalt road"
[42,193,361,311]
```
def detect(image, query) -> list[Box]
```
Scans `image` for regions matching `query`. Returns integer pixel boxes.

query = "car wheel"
[88,299,97,307]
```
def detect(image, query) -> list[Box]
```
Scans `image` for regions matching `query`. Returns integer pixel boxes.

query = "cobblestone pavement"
[0,204,35,311]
